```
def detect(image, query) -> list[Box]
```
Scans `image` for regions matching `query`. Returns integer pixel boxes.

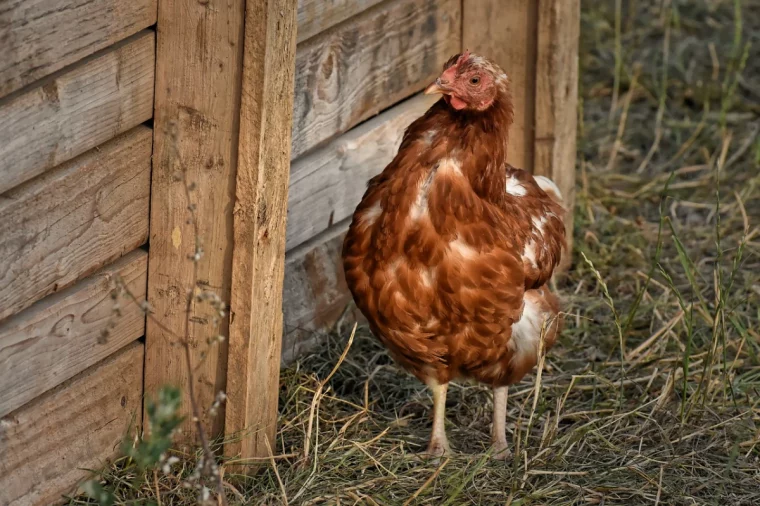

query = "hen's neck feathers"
[404,79,514,205]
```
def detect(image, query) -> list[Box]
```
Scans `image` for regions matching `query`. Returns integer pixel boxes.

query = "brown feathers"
[342,53,566,387]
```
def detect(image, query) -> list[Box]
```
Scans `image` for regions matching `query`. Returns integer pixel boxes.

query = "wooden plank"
[0,250,147,418]
[291,0,460,159]
[297,0,385,43]
[0,126,152,322]
[0,342,144,506]
[287,93,437,251]
[0,31,155,195]
[281,224,356,365]
[534,0,580,269]
[0,0,157,98]
[145,0,246,439]
[463,0,538,171]
[224,0,298,464]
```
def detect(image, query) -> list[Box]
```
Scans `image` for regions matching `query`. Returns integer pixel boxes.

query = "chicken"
[342,51,566,458]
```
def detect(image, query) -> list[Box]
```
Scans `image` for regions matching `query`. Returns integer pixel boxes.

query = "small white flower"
[161,455,180,475]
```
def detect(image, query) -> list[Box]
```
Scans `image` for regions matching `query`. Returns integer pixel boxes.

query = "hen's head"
[424,51,508,112]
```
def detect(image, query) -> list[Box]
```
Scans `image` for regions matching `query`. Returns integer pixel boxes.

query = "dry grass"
[68,0,760,504]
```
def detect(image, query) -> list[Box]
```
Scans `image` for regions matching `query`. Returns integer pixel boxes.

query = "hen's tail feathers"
[533,175,563,205]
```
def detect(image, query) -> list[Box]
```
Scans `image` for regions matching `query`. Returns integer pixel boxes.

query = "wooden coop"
[0,0,579,503]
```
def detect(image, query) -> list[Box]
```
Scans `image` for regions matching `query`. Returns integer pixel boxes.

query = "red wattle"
[449,95,467,110]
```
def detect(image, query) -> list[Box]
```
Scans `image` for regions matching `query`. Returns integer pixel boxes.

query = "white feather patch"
[506,175,527,196]
[420,269,433,287]
[523,240,538,267]
[359,201,382,226]
[509,297,546,366]
[410,175,432,221]
[532,215,547,235]
[533,175,562,202]
[422,129,438,145]
[438,157,463,176]
[449,238,477,260]
[411,159,460,221]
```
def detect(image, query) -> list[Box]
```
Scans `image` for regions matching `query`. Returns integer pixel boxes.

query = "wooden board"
[287,93,437,251]
[224,0,298,464]
[290,0,460,159]
[0,0,157,98]
[0,126,152,322]
[0,31,155,195]
[0,342,144,506]
[463,0,538,171]
[281,224,356,364]
[0,250,147,418]
[297,0,385,43]
[534,0,580,267]
[145,0,246,439]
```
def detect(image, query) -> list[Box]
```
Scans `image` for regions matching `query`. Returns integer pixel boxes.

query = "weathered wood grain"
[534,0,580,269]
[0,342,143,506]
[145,0,245,438]
[0,250,147,418]
[0,31,155,195]
[0,126,152,322]
[297,0,385,43]
[224,0,298,465]
[0,0,157,97]
[464,0,538,171]
[291,0,460,159]
[287,93,437,251]
[282,223,356,364]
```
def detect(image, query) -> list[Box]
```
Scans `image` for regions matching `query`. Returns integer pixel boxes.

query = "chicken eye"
[470,76,480,85]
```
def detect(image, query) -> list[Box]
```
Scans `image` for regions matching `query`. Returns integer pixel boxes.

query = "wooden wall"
[281,0,580,361]
[0,1,156,503]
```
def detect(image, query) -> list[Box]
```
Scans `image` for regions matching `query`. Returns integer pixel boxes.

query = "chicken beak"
[424,79,445,95]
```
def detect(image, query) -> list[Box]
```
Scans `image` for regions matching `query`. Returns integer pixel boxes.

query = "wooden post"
[463,0,538,172]
[534,0,580,262]
[224,0,298,463]
[464,0,578,266]
[146,0,246,438]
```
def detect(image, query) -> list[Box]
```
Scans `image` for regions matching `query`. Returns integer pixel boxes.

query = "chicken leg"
[491,385,512,459]
[424,381,451,457]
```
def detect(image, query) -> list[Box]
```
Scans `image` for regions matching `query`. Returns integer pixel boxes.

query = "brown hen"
[342,52,566,458]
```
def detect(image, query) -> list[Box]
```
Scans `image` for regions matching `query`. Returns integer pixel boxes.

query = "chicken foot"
[423,381,452,458]
[491,385,512,459]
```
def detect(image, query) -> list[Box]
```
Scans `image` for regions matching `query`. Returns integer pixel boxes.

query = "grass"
[68,0,760,504]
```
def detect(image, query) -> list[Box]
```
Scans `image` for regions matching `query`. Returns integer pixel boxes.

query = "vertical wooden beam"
[463,0,538,171]
[534,0,580,266]
[224,0,298,463]
[465,0,578,267]
[146,0,245,438]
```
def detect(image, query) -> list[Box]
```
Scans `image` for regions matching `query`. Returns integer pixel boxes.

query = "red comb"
[456,50,471,67]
